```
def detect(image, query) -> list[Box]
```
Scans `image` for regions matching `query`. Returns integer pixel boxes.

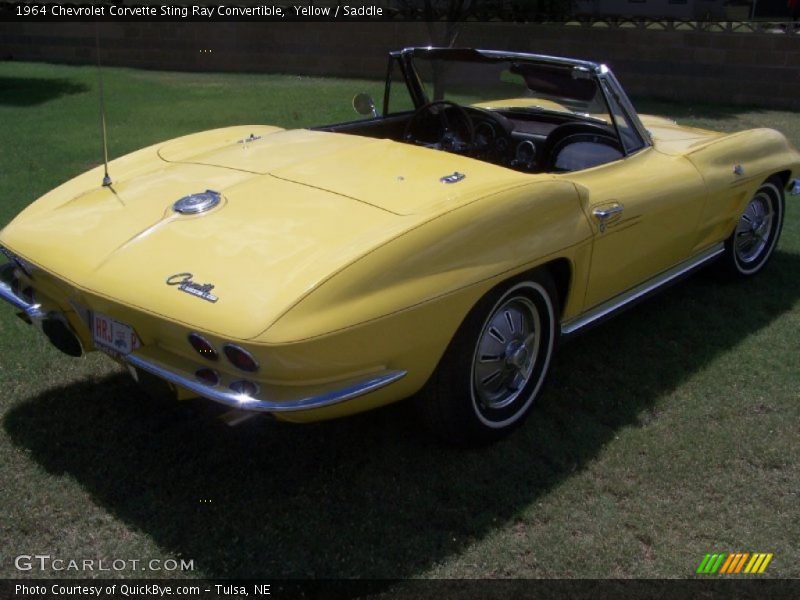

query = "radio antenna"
[95,25,112,187]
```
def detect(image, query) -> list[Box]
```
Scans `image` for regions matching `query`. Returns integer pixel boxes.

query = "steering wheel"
[543,122,622,171]
[403,101,476,153]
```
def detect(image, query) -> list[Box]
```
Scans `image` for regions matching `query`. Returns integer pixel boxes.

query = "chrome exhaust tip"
[42,317,83,357]
[790,178,800,197]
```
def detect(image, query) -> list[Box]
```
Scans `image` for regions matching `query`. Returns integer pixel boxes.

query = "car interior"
[316,58,627,174]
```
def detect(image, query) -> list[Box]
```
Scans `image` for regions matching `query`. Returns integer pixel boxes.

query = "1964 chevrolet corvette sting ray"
[1,48,798,443]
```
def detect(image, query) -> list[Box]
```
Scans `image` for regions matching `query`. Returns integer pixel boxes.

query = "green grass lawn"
[0,62,798,581]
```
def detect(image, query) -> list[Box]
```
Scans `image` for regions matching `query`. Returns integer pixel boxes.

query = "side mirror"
[352,93,378,118]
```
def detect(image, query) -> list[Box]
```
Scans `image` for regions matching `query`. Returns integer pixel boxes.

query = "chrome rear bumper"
[0,258,407,414]
[0,263,45,319]
[125,352,407,413]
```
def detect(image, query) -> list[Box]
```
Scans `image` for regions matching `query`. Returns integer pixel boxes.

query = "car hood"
[639,114,724,155]
[1,126,530,340]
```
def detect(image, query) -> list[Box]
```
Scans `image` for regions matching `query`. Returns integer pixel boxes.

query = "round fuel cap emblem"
[173,190,221,215]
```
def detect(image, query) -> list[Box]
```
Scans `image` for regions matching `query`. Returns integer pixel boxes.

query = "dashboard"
[468,107,622,173]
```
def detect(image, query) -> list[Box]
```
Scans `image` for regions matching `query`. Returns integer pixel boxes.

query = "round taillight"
[223,344,259,372]
[230,380,259,397]
[195,367,220,386]
[188,333,218,361]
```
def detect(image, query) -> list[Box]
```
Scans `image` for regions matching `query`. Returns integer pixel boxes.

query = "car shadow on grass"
[0,76,90,106]
[4,250,800,579]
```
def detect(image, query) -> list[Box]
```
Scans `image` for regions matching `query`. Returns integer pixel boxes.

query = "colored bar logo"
[696,553,773,574]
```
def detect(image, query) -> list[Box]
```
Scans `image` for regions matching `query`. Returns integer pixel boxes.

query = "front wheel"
[416,272,558,445]
[721,179,785,277]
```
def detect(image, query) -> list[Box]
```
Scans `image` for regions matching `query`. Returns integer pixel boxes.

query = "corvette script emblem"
[166,272,219,303]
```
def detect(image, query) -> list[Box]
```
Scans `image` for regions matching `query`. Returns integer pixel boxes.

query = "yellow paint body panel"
[2,112,799,423]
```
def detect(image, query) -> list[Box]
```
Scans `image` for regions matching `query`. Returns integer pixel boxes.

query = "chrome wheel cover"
[472,295,541,411]
[735,192,774,264]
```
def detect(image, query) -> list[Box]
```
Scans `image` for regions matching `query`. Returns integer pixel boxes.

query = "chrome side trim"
[124,352,407,413]
[561,243,724,336]
[790,178,800,196]
[0,264,45,320]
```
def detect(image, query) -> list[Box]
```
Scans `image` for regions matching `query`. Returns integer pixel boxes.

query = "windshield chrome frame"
[596,65,653,150]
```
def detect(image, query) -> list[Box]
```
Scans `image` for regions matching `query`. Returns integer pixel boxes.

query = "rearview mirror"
[352,93,377,118]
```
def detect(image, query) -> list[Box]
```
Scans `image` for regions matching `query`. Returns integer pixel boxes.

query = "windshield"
[411,56,610,121]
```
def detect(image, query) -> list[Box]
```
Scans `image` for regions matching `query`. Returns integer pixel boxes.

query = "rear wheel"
[416,272,558,445]
[721,179,784,277]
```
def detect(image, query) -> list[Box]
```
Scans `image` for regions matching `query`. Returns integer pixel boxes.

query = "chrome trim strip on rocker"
[125,352,407,413]
[561,243,725,336]
[0,265,46,320]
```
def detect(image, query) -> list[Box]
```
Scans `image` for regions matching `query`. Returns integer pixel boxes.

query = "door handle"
[592,203,624,232]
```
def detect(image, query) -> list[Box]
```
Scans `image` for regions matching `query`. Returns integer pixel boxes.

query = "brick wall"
[1,21,798,109]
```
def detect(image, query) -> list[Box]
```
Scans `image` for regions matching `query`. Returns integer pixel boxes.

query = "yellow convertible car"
[1,48,799,444]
